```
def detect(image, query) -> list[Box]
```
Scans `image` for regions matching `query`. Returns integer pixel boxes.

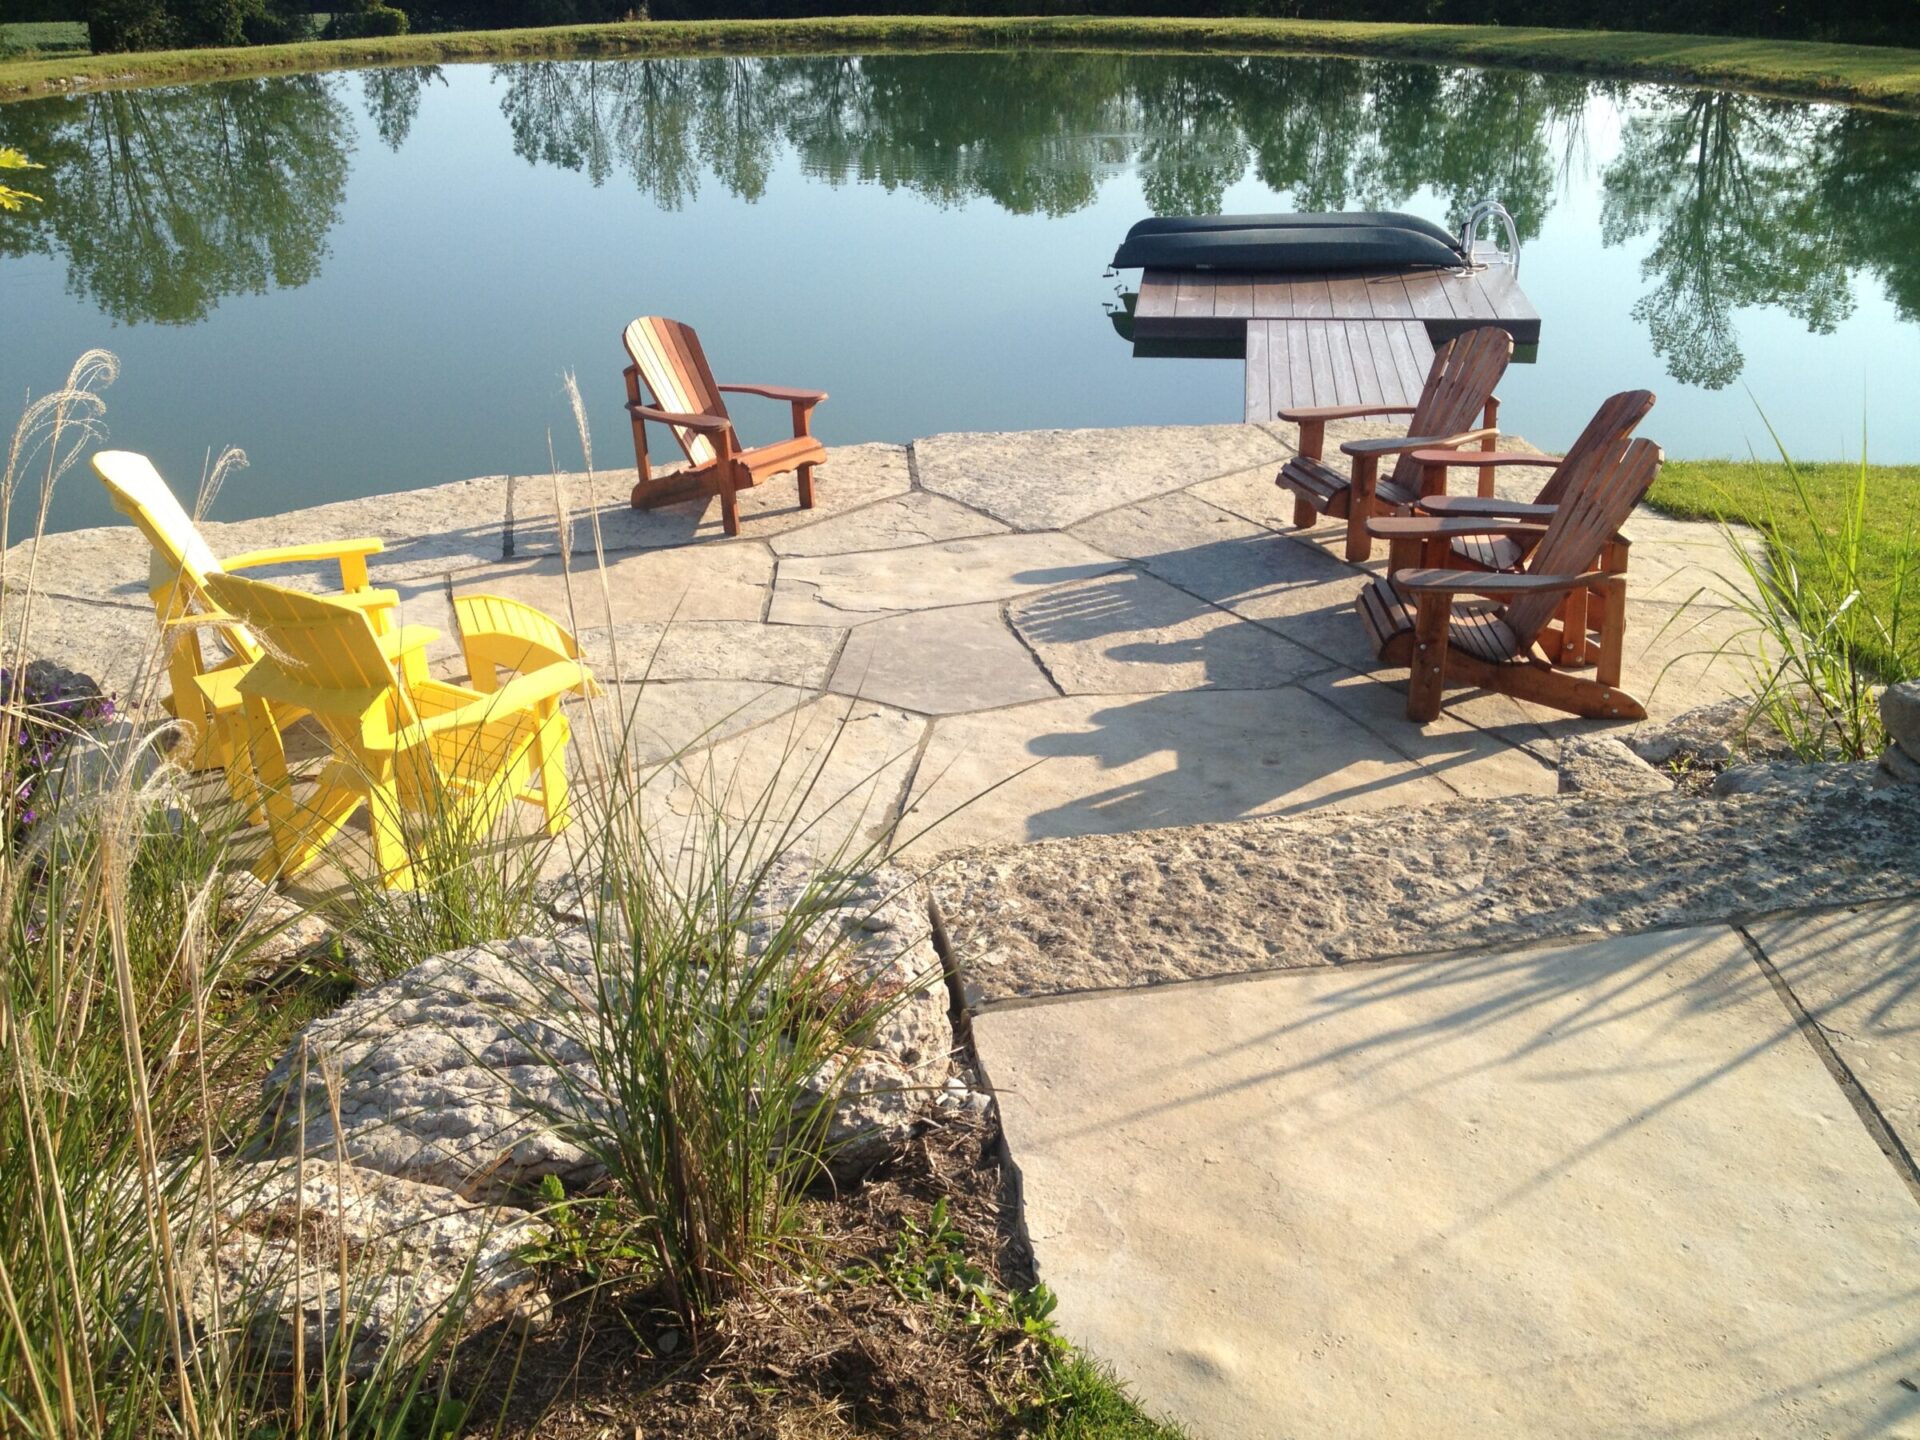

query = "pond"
[4,51,1919,535]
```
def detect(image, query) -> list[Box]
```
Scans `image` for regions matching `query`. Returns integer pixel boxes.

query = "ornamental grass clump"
[1702,421,1915,761]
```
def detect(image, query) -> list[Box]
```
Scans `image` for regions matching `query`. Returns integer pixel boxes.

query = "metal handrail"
[1460,199,1520,274]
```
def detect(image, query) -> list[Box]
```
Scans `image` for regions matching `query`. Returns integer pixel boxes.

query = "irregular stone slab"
[930,766,1920,1004]
[915,423,1290,533]
[1072,491,1376,673]
[571,620,841,689]
[1558,734,1676,797]
[1008,569,1322,694]
[1747,899,1920,1169]
[1299,667,1557,799]
[778,533,1122,617]
[180,1159,549,1378]
[975,927,1920,1440]
[1627,600,1757,723]
[5,591,165,702]
[770,491,1008,558]
[568,680,813,769]
[830,604,1055,715]
[1186,420,1404,532]
[649,694,925,863]
[261,867,951,1197]
[765,577,905,628]
[899,687,1454,860]
[452,543,774,627]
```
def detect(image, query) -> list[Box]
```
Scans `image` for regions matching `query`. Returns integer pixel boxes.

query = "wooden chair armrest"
[1367,517,1549,540]
[1277,404,1418,423]
[1396,568,1608,597]
[1342,427,1498,459]
[715,383,827,405]
[625,402,731,431]
[1419,496,1559,519]
[1407,448,1559,470]
[376,624,439,660]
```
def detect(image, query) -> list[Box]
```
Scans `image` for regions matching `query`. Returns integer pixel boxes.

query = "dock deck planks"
[1133,259,1536,422]
[1244,319,1437,418]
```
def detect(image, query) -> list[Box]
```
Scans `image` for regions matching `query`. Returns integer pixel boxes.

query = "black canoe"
[1111,211,1467,273]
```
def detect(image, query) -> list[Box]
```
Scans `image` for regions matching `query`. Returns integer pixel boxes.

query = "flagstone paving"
[24,420,1757,860]
[974,917,1920,1439]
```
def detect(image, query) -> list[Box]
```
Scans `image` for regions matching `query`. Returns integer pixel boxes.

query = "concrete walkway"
[975,901,1920,1439]
[20,421,1757,863]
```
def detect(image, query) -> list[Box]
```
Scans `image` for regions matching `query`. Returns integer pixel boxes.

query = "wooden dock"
[1130,261,1540,422]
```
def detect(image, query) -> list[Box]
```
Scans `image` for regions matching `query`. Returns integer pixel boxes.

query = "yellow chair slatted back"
[1393,327,1512,492]
[93,449,261,662]
[623,315,730,468]
[201,572,410,749]
[1503,438,1663,648]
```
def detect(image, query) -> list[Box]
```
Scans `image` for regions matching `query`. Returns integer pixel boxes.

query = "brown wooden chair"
[1356,438,1663,722]
[1275,325,1512,564]
[622,316,827,537]
[1400,389,1656,575]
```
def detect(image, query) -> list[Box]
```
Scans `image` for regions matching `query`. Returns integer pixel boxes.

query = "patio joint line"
[1733,920,1920,1206]
[997,599,1066,699]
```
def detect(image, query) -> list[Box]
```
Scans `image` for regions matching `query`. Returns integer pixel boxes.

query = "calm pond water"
[4,52,1920,534]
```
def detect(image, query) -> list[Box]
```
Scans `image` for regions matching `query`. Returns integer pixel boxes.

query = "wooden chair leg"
[1407,594,1451,722]
[1345,455,1381,563]
[797,462,816,511]
[720,484,741,537]
[1560,585,1591,665]
[1477,467,1497,499]
[368,786,414,891]
[1595,576,1629,688]
[532,708,572,834]
[1292,496,1316,529]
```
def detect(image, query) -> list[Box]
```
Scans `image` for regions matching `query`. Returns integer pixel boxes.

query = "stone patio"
[17,421,1760,864]
[974,906,1920,1439]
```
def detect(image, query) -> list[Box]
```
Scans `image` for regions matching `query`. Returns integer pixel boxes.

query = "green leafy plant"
[519,1174,650,1282]
[0,148,41,213]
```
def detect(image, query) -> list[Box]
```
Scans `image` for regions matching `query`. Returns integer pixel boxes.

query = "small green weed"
[520,1173,651,1283]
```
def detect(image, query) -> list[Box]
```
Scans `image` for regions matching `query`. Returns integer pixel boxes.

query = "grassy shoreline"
[3,14,1919,109]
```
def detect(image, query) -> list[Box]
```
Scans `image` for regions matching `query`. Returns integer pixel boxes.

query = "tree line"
[21,0,1915,57]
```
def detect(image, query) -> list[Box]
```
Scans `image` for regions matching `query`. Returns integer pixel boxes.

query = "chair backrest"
[1502,438,1663,647]
[1392,326,1513,490]
[93,450,261,662]
[201,572,408,751]
[623,316,731,469]
[1533,390,1656,506]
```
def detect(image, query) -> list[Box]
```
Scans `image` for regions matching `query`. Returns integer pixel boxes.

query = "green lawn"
[1649,458,1919,679]
[0,21,88,58]
[2,15,1919,108]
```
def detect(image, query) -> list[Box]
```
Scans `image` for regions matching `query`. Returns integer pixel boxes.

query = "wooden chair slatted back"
[202,573,409,748]
[1391,326,1513,490]
[1502,438,1663,646]
[623,316,730,468]
[93,450,261,662]
[1534,390,1656,506]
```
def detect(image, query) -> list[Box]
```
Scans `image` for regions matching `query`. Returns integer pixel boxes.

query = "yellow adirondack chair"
[202,574,596,890]
[91,450,429,776]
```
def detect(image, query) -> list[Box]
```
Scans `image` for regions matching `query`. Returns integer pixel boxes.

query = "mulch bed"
[462,1109,1048,1439]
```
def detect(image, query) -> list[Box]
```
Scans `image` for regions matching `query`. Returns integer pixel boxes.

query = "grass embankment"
[2,14,1919,108]
[1651,458,1919,680]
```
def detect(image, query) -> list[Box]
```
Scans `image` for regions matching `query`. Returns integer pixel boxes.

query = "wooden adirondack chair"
[1400,389,1656,575]
[1356,438,1663,722]
[1274,326,1512,563]
[202,573,594,890]
[92,450,427,775]
[623,316,828,537]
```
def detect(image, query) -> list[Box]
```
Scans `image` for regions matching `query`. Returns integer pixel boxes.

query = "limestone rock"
[1882,681,1920,756]
[931,766,1920,1005]
[258,932,608,1202]
[1625,696,1763,766]
[220,871,340,967]
[1557,736,1674,798]
[1882,742,1920,786]
[260,867,952,1199]
[178,1159,548,1377]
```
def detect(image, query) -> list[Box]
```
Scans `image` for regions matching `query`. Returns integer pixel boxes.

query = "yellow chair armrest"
[223,538,385,592]
[416,662,588,737]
